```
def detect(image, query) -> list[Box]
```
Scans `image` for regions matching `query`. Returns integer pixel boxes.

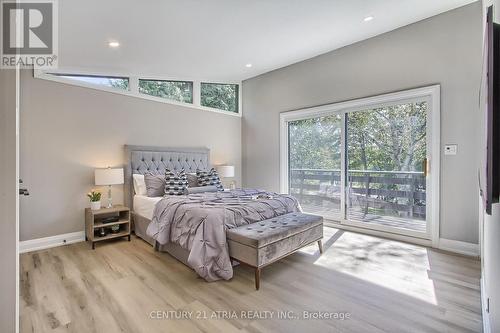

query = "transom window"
[201,83,239,113]
[38,71,240,116]
[139,79,193,104]
[50,74,129,90]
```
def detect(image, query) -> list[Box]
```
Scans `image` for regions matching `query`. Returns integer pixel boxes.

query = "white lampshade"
[95,168,124,185]
[216,165,235,178]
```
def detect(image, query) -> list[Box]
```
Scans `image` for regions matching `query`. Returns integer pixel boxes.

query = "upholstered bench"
[227,212,323,290]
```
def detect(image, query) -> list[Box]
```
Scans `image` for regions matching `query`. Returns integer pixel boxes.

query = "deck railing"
[289,168,426,219]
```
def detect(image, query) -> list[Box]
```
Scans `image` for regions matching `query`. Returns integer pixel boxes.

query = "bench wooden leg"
[255,268,261,290]
[318,240,323,254]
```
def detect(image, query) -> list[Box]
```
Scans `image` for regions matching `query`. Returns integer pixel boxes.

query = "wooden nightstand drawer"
[85,205,130,249]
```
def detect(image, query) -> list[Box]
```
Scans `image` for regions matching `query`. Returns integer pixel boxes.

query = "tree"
[200,83,238,112]
[347,102,426,172]
[108,78,129,90]
[138,80,192,103]
[289,114,341,170]
[289,102,427,172]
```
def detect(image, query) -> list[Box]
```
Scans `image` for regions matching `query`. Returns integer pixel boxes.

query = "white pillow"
[133,174,147,195]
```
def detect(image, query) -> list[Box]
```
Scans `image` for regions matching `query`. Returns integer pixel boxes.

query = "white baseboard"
[481,276,491,333]
[19,231,85,254]
[438,238,479,257]
[326,221,481,257]
[19,230,479,258]
[324,221,432,247]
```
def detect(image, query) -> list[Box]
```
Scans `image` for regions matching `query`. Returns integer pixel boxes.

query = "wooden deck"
[301,203,427,233]
[290,168,427,234]
[290,169,427,224]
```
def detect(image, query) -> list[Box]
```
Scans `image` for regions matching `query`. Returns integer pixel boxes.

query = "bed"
[124,145,301,281]
[125,145,211,265]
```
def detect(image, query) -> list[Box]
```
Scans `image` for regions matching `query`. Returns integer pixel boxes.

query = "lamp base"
[106,185,113,208]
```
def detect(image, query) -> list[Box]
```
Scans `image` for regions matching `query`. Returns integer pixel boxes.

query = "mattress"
[133,195,162,220]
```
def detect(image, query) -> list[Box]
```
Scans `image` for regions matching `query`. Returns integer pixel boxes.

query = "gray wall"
[20,70,241,241]
[242,2,482,244]
[0,69,18,332]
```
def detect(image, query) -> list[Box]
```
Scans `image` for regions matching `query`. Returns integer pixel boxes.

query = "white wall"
[242,3,482,245]
[19,70,241,241]
[0,69,18,332]
[482,204,500,331]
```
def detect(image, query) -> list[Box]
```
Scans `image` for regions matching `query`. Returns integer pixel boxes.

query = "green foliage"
[289,114,342,170]
[109,79,238,111]
[87,190,101,202]
[201,83,238,113]
[347,102,426,172]
[139,80,193,103]
[108,78,129,90]
[289,102,427,172]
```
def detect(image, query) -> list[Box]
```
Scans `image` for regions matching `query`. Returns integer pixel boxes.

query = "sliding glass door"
[281,87,439,242]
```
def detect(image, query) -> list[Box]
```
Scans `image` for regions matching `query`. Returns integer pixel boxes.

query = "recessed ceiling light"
[245,63,252,68]
[108,41,120,48]
[364,16,374,22]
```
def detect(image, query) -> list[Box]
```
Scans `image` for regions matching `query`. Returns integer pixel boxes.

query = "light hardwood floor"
[20,227,482,333]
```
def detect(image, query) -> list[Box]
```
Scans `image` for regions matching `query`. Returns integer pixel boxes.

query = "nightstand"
[85,205,130,249]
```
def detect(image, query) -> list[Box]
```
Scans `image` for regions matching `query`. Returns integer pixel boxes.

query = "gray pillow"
[144,173,166,197]
[187,173,198,188]
[186,185,219,194]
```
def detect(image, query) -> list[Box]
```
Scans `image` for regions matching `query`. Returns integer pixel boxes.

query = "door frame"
[280,85,440,246]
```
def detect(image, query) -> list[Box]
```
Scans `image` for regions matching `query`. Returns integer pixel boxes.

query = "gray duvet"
[146,189,301,281]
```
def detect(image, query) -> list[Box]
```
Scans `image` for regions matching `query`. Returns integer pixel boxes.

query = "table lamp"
[216,165,235,189]
[95,167,124,208]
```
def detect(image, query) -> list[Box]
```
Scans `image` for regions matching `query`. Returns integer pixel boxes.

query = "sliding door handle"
[423,158,428,178]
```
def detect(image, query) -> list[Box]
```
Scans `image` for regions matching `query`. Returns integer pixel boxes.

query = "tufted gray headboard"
[124,145,210,209]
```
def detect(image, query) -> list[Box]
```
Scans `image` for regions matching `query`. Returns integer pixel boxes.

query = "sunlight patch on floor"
[300,227,438,305]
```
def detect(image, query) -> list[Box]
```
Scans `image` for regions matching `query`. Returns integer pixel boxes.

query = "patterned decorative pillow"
[196,168,224,191]
[164,169,188,195]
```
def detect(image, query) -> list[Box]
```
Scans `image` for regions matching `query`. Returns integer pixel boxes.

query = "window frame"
[279,85,441,247]
[34,70,242,118]
[48,73,130,90]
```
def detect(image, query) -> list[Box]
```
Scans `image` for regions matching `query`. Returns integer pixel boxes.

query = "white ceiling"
[58,0,477,82]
